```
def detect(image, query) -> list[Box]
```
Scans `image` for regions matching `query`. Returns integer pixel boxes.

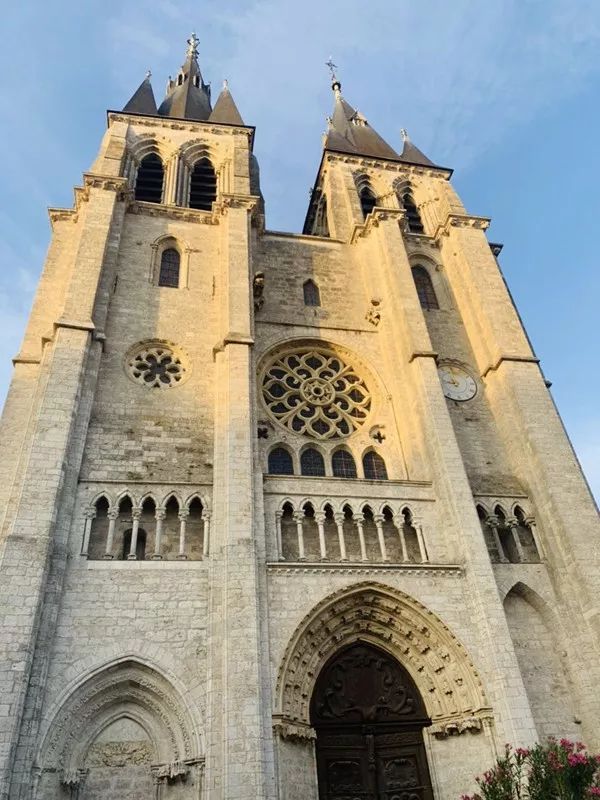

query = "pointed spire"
[209,79,245,125]
[399,128,435,167]
[122,72,158,116]
[323,70,401,161]
[158,33,212,121]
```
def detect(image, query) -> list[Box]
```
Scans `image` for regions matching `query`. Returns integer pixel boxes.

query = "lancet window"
[303,279,321,307]
[300,447,326,477]
[268,447,294,475]
[411,265,439,310]
[359,184,377,218]
[363,451,388,480]
[158,248,180,288]
[135,153,164,203]
[399,186,424,233]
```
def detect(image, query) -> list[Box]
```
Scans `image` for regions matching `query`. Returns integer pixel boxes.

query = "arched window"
[411,266,439,310]
[332,449,357,479]
[268,447,294,475]
[359,185,377,219]
[189,157,217,210]
[122,528,147,561]
[363,451,388,480]
[399,188,424,233]
[158,248,180,288]
[135,153,164,203]
[300,448,326,477]
[303,280,321,307]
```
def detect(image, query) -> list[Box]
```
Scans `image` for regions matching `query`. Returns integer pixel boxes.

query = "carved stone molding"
[127,200,219,224]
[323,152,452,180]
[109,112,254,138]
[435,213,491,240]
[429,713,494,739]
[275,582,491,731]
[83,173,129,193]
[38,660,200,777]
[351,207,405,243]
[267,563,462,577]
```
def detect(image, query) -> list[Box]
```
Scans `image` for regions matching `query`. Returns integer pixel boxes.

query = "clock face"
[438,365,477,401]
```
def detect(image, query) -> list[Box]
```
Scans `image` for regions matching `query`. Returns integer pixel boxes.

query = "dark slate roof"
[324,85,438,167]
[122,77,158,116]
[209,83,244,125]
[399,130,436,167]
[157,38,212,121]
[324,87,401,160]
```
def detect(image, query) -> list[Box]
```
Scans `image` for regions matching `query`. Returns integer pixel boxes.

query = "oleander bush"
[461,739,600,800]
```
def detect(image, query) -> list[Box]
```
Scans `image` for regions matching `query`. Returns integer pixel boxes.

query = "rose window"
[125,341,188,389]
[262,348,371,439]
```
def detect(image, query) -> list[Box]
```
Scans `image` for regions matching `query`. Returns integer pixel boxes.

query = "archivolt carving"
[38,660,201,777]
[275,583,491,738]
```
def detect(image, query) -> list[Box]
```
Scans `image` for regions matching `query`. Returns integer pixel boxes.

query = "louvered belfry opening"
[401,190,424,233]
[135,153,164,203]
[189,158,217,210]
[359,186,377,219]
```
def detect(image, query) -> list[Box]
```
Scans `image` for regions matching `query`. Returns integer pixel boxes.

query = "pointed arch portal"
[311,642,434,799]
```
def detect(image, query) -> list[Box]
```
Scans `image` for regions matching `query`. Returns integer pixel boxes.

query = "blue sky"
[1,1,599,500]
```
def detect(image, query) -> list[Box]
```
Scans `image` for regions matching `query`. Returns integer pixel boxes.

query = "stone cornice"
[82,173,129,193]
[409,350,439,364]
[435,213,491,240]
[127,200,219,224]
[323,150,453,180]
[108,111,254,140]
[482,355,540,378]
[351,206,405,244]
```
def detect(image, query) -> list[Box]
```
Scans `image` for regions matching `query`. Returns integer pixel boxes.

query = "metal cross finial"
[187,32,200,58]
[145,69,152,80]
[400,128,409,142]
[326,56,340,90]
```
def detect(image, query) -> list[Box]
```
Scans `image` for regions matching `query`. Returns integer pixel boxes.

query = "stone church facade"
[0,34,599,800]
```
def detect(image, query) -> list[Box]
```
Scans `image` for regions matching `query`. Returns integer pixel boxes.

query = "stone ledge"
[266,561,462,575]
[86,560,207,570]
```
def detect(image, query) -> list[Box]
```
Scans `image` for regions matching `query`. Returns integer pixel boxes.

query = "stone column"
[393,513,409,562]
[373,514,388,562]
[315,512,327,560]
[293,511,306,561]
[413,518,428,563]
[152,508,165,560]
[274,511,284,560]
[526,516,545,560]
[486,515,508,563]
[507,517,525,563]
[127,509,142,560]
[355,513,368,561]
[104,509,119,559]
[203,511,211,558]
[177,509,189,560]
[80,509,96,556]
[333,513,347,561]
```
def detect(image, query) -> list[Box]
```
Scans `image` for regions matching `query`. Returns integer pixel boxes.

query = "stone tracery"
[262,346,371,439]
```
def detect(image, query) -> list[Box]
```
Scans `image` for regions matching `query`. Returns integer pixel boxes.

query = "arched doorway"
[311,642,434,799]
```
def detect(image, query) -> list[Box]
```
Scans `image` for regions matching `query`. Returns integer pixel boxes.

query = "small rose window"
[125,341,189,389]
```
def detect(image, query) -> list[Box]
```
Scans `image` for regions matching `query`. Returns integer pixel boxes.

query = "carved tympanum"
[311,644,425,725]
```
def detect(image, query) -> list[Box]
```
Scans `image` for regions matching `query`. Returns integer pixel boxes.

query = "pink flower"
[588,788,600,797]
[516,747,530,758]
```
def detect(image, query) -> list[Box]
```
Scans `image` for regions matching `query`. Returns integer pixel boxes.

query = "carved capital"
[107,509,120,521]
[273,717,317,742]
[429,714,492,740]
[131,508,142,521]
[155,508,167,521]
[178,509,190,522]
[84,509,97,521]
